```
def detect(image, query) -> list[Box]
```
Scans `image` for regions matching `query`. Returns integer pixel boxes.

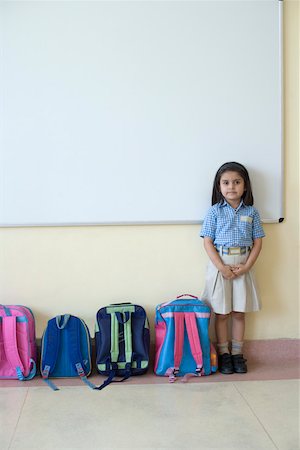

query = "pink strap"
[171,312,203,381]
[174,313,184,369]
[184,313,203,370]
[173,312,203,368]
[2,316,25,375]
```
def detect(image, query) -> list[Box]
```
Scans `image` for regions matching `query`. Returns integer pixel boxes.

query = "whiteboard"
[0,0,283,226]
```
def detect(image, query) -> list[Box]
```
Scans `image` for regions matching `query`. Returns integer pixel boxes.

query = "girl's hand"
[221,265,236,280]
[230,264,248,276]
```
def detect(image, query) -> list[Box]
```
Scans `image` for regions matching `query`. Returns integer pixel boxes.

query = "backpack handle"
[55,314,71,329]
[176,294,198,299]
[110,302,132,306]
[0,305,13,315]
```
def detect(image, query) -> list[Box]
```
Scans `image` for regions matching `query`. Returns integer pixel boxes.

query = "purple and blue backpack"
[95,303,150,390]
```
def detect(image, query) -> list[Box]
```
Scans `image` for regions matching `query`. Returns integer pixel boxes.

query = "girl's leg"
[215,313,233,374]
[215,313,230,352]
[231,311,247,373]
[231,311,245,345]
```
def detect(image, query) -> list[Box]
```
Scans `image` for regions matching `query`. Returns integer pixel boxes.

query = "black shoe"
[232,354,248,373]
[218,353,234,374]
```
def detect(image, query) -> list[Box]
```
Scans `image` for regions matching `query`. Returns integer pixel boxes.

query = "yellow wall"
[0,1,299,340]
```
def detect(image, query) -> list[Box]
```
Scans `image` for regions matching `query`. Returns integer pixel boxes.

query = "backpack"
[95,303,150,390]
[0,304,37,380]
[154,294,217,382]
[40,314,94,390]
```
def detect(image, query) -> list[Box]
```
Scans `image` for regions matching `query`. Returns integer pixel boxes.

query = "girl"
[200,162,265,374]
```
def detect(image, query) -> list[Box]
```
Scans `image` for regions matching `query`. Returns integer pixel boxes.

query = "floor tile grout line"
[7,387,30,450]
[233,382,279,450]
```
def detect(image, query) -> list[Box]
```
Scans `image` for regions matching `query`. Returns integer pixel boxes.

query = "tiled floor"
[0,378,299,450]
[1,341,299,449]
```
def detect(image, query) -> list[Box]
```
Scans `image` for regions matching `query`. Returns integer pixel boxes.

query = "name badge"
[240,216,253,223]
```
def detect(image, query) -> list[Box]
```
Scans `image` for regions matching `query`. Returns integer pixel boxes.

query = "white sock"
[217,342,230,355]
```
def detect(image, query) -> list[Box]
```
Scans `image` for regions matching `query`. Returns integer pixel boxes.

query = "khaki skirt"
[201,250,261,314]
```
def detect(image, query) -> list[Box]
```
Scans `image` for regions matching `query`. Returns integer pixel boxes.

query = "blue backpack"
[40,314,94,390]
[154,295,218,382]
[95,303,150,390]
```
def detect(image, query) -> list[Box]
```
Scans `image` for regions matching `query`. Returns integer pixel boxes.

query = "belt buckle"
[228,247,240,255]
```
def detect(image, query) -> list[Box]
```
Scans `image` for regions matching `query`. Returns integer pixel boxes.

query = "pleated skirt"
[202,251,261,314]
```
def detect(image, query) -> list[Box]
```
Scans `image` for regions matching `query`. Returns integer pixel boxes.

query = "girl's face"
[219,171,245,208]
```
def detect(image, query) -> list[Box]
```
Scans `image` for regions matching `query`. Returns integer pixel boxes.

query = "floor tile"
[234,379,300,450]
[0,388,28,450]
[9,383,276,449]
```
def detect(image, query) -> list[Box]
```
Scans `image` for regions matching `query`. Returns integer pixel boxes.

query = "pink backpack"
[0,305,37,380]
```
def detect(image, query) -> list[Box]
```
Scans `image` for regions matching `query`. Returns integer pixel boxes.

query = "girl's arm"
[231,238,262,276]
[203,237,236,280]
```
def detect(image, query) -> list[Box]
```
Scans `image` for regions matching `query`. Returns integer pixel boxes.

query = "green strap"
[108,309,133,366]
[110,312,119,363]
[123,313,132,364]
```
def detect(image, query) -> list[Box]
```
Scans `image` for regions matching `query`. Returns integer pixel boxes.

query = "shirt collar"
[220,199,244,211]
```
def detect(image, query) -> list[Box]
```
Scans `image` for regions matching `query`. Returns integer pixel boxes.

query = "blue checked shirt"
[200,201,265,247]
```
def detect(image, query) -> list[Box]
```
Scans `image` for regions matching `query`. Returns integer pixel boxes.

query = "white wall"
[0,0,298,340]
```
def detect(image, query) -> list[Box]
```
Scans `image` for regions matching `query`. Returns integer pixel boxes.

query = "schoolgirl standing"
[200,162,265,374]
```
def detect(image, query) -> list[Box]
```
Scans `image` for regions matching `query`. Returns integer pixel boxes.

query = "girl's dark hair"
[212,162,254,206]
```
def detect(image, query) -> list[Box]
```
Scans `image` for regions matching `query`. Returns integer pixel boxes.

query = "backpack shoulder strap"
[96,309,133,391]
[115,311,132,367]
[66,316,95,389]
[184,312,203,373]
[2,315,36,380]
[3,315,24,379]
[166,312,185,382]
[66,316,85,368]
[41,317,61,374]
[41,317,62,390]
[174,312,185,373]
[167,311,203,383]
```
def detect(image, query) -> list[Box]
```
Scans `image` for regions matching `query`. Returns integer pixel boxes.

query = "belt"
[215,246,250,255]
